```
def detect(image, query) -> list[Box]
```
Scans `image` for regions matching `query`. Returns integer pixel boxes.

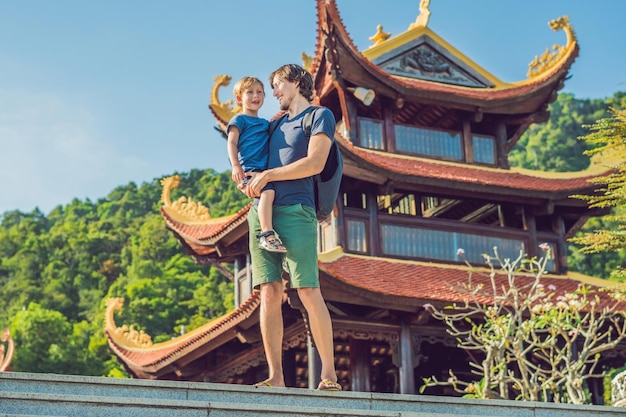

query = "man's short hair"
[269,64,313,102]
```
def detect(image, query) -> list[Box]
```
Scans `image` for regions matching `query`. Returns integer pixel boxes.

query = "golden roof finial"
[208,74,241,123]
[160,175,212,222]
[302,52,313,72]
[409,0,431,29]
[527,16,577,79]
[369,25,391,47]
[105,298,153,348]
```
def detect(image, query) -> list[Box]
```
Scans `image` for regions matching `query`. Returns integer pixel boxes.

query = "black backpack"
[268,107,343,221]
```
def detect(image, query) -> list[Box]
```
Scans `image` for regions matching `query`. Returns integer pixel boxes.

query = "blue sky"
[1,1,625,215]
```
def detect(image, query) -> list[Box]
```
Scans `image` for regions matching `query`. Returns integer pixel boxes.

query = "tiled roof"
[310,0,577,113]
[339,139,603,198]
[108,249,624,377]
[160,203,251,244]
[318,248,624,310]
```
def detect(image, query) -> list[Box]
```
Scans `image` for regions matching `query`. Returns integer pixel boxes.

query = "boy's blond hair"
[233,76,265,104]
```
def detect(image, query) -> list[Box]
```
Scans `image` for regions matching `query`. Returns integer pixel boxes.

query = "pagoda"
[106,0,624,402]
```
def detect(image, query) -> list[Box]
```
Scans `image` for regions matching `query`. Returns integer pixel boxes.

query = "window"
[346,219,367,253]
[472,134,495,165]
[380,223,532,268]
[395,124,462,160]
[359,118,384,150]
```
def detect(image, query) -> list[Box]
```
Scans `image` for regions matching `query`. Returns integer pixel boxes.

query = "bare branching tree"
[422,247,626,404]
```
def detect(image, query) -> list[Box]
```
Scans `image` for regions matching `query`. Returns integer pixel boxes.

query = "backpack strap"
[268,112,288,138]
[302,107,316,138]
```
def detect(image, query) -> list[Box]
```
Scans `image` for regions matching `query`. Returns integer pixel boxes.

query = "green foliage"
[0,169,247,376]
[509,92,625,172]
[510,92,626,280]
[568,109,626,281]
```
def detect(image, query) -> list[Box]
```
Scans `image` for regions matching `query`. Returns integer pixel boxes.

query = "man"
[244,64,341,391]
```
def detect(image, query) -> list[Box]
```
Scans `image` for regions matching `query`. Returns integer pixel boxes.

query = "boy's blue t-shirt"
[227,114,269,172]
[268,106,336,208]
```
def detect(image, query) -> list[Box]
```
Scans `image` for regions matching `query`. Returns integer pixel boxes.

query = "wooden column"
[367,192,381,256]
[349,337,371,392]
[522,207,538,259]
[284,348,297,388]
[307,334,322,389]
[495,121,509,168]
[552,214,568,274]
[462,119,473,163]
[398,321,415,394]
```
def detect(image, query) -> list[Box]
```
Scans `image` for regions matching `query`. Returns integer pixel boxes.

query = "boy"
[227,76,286,253]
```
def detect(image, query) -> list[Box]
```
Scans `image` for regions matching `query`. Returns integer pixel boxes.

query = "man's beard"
[278,95,291,111]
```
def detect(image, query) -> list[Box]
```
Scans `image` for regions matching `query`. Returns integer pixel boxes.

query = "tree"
[421,247,626,404]
[569,108,626,281]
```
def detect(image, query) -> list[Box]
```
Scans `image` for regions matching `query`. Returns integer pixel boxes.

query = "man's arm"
[245,133,331,197]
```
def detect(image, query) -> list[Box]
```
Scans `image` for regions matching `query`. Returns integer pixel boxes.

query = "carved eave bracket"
[160,175,212,223]
[322,9,342,81]
[105,298,154,349]
[208,74,241,126]
[527,16,577,79]
[0,328,14,372]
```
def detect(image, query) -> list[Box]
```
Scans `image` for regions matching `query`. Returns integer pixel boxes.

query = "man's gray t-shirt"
[268,106,336,208]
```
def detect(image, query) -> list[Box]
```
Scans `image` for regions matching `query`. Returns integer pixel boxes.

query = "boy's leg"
[258,190,286,252]
[258,189,274,233]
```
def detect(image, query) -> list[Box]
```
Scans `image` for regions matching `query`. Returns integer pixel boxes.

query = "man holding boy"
[244,64,341,391]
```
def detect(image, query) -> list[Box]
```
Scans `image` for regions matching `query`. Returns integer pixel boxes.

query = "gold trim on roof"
[160,175,212,223]
[105,298,153,349]
[409,0,431,29]
[527,16,577,79]
[369,25,391,47]
[208,74,241,123]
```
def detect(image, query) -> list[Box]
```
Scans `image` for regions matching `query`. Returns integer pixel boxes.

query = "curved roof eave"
[336,133,607,200]
[311,0,578,114]
[105,292,261,375]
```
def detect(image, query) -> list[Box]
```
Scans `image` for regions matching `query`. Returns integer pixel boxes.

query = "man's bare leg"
[297,287,337,384]
[258,281,286,387]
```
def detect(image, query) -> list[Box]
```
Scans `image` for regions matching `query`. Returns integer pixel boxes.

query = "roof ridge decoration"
[208,74,240,128]
[527,16,577,79]
[362,3,501,88]
[369,25,391,47]
[409,0,431,29]
[160,175,212,223]
[105,298,154,349]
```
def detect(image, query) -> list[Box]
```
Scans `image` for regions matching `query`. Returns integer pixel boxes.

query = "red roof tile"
[319,250,625,310]
[339,138,602,197]
[160,203,251,244]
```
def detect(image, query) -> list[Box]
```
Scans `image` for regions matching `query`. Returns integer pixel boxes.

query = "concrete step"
[1,372,624,417]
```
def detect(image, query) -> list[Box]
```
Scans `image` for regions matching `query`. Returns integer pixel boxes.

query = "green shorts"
[249,204,319,289]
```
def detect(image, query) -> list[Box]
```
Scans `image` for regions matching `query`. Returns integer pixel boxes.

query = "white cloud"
[0,90,146,214]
